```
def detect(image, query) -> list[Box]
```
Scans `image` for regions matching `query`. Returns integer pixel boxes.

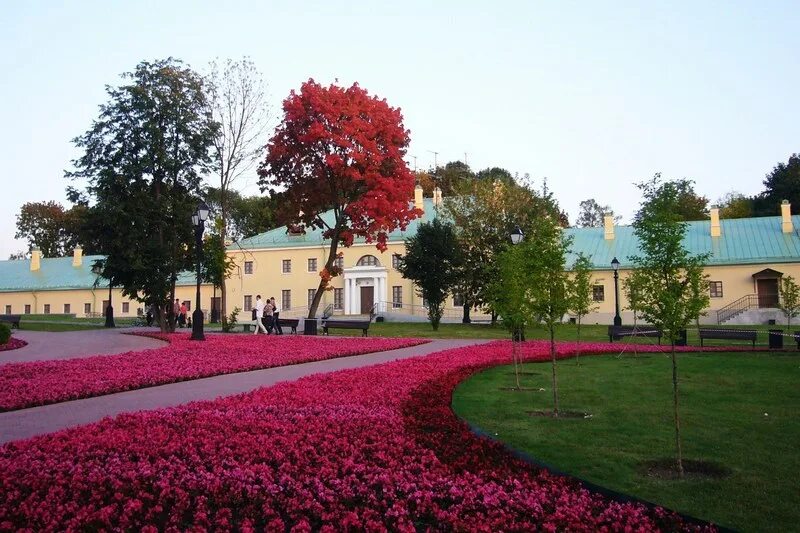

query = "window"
[244,295,253,311]
[4,305,10,315]
[334,256,344,270]
[356,255,380,267]
[453,293,465,307]
[282,290,291,311]
[334,288,343,310]
[44,304,51,314]
[592,285,605,302]
[709,281,723,298]
[282,259,292,273]
[308,289,316,308]
[24,304,31,314]
[392,254,403,269]
[308,258,318,272]
[122,302,130,313]
[84,303,91,315]
[244,261,253,275]
[63,304,71,314]
[392,286,403,308]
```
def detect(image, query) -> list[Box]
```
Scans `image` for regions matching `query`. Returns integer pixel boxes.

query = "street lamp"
[510,225,524,245]
[510,225,524,343]
[191,201,210,340]
[611,257,622,327]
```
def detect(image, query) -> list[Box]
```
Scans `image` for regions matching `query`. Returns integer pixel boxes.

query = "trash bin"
[767,319,776,326]
[675,329,688,346]
[304,318,318,336]
[768,329,783,350]
[376,316,385,323]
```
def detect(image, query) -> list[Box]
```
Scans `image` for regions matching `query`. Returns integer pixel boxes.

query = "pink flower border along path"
[0,338,27,352]
[0,334,428,412]
[0,340,717,531]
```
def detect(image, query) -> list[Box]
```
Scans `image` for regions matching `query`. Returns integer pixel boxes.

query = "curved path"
[2,328,167,364]
[0,338,489,444]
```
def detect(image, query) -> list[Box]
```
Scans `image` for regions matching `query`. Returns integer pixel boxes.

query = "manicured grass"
[18,322,103,332]
[452,352,800,532]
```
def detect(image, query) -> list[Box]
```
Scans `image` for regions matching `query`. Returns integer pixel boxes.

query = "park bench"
[698,328,757,348]
[322,319,371,337]
[277,318,299,334]
[608,325,662,344]
[0,314,21,329]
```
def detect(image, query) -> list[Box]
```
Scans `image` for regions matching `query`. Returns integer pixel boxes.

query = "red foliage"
[0,340,716,531]
[259,79,422,252]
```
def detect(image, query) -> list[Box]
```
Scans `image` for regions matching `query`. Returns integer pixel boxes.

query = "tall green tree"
[568,253,596,364]
[14,201,91,257]
[779,275,800,328]
[431,160,475,195]
[67,58,217,332]
[753,154,800,216]
[442,179,561,324]
[490,217,572,412]
[628,174,710,477]
[204,187,280,241]
[715,191,753,219]
[575,198,620,228]
[475,166,515,184]
[397,219,463,331]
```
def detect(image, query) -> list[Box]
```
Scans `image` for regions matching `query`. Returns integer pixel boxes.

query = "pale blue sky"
[1,1,798,258]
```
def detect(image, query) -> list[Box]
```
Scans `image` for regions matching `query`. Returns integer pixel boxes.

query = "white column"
[344,278,351,314]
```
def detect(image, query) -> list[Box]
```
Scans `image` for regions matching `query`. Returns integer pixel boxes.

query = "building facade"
[228,192,800,326]
[0,247,215,319]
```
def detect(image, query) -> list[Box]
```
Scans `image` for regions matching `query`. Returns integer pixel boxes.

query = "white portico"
[343,255,388,315]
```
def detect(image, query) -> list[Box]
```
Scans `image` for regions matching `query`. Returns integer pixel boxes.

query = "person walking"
[173,299,181,327]
[271,297,283,335]
[263,298,274,334]
[253,295,268,334]
[179,302,188,328]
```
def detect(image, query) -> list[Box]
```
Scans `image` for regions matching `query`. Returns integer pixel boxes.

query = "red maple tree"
[258,79,421,318]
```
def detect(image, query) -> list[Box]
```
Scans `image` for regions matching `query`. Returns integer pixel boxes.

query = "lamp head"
[197,201,210,223]
[191,213,199,227]
[611,257,620,272]
[510,225,524,245]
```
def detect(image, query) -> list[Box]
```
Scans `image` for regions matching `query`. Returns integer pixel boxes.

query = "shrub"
[222,306,240,333]
[0,322,10,345]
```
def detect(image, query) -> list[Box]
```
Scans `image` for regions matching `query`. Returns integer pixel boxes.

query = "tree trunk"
[308,237,340,319]
[671,342,684,478]
[462,301,471,324]
[220,192,228,331]
[512,331,521,389]
[551,327,559,417]
[491,310,498,326]
[576,316,581,364]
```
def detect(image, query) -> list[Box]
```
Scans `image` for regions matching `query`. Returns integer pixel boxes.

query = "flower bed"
[0,338,27,353]
[0,340,715,531]
[0,334,427,412]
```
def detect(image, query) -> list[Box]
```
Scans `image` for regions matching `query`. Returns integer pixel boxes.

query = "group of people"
[253,295,283,335]
[173,299,190,328]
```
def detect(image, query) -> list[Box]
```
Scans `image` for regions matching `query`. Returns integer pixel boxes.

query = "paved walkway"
[2,328,167,364]
[0,338,489,444]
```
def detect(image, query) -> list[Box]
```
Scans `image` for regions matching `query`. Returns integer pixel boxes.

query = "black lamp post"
[191,201,210,340]
[611,256,622,326]
[510,225,524,341]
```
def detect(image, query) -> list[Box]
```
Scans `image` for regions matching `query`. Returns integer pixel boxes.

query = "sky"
[1,0,798,259]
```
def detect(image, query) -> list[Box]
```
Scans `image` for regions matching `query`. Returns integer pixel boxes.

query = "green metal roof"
[0,255,204,292]
[230,198,439,250]
[232,201,800,270]
[565,215,800,269]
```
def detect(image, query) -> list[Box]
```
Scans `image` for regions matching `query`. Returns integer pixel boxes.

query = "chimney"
[433,186,442,207]
[603,214,615,240]
[30,247,41,271]
[414,183,424,212]
[710,207,721,237]
[72,246,83,267]
[781,200,793,233]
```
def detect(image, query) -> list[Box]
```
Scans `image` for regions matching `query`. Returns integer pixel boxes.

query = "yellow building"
[0,247,215,319]
[228,192,800,326]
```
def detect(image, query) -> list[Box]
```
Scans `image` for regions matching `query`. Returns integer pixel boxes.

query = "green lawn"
[452,352,800,532]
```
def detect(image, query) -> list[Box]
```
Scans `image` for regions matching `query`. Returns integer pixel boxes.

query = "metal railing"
[716,293,779,324]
